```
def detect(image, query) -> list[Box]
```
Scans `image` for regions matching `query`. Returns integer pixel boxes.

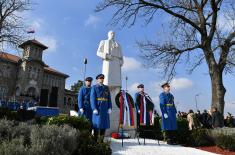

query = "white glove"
[108,108,112,114]
[164,113,168,119]
[79,108,84,114]
[93,109,98,114]
[138,110,140,114]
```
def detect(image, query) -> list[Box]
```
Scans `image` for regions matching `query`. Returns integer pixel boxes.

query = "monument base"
[105,86,135,137]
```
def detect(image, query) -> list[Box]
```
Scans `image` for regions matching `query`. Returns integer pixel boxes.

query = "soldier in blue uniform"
[159,83,177,145]
[90,74,112,141]
[78,77,93,123]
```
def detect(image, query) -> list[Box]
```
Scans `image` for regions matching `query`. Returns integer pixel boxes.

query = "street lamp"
[195,93,201,110]
[125,76,128,91]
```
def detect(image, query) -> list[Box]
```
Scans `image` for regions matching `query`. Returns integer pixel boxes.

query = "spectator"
[211,107,224,128]
[177,111,181,117]
[201,110,212,129]
[187,110,201,130]
[187,110,195,130]
[225,112,234,127]
[196,110,202,124]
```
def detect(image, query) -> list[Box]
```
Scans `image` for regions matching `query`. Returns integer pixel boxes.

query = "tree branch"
[139,0,203,33]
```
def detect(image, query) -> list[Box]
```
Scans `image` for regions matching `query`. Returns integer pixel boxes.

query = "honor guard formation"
[78,74,178,145]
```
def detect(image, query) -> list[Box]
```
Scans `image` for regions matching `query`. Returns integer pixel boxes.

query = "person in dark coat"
[78,77,93,123]
[90,74,112,142]
[211,107,224,128]
[201,110,211,128]
[196,110,202,124]
[159,82,177,145]
[115,90,135,127]
[134,84,154,127]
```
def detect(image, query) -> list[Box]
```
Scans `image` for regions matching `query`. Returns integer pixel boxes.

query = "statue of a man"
[97,31,123,87]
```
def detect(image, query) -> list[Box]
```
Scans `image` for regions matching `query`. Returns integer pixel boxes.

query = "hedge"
[0,119,111,155]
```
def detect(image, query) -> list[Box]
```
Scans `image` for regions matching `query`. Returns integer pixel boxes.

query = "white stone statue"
[97,31,123,87]
[97,31,125,135]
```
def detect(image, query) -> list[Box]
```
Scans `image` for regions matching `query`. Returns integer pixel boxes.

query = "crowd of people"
[178,108,235,130]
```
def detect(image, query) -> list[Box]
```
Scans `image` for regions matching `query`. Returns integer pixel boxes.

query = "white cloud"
[123,56,142,72]
[28,19,44,31]
[149,81,162,94]
[171,78,193,90]
[38,36,57,52]
[128,82,139,94]
[84,15,100,27]
[65,84,70,90]
[147,77,193,95]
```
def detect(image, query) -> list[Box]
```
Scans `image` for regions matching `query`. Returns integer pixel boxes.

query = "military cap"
[137,84,144,88]
[85,77,93,81]
[96,74,105,79]
[161,82,170,88]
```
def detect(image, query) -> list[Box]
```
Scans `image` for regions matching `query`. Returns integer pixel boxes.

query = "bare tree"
[96,0,235,117]
[0,0,31,51]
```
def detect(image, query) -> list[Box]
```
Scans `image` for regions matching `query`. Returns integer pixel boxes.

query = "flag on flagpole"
[27,29,35,34]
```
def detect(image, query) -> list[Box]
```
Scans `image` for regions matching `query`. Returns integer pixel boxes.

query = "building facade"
[0,39,76,113]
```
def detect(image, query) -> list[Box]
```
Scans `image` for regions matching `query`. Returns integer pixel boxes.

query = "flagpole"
[83,58,88,86]
[125,76,128,92]
[27,29,35,40]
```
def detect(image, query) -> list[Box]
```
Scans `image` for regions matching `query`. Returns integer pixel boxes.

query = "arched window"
[28,66,32,78]
[6,66,10,77]
[33,67,37,79]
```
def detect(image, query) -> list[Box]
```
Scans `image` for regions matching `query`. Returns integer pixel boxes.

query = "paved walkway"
[110,138,218,155]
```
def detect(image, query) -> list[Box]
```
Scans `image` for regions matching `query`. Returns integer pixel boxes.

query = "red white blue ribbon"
[119,91,134,127]
[140,93,154,126]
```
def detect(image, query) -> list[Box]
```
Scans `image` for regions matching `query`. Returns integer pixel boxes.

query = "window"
[46,75,49,85]
[1,65,10,78]
[37,69,41,78]
[33,67,37,79]
[6,66,10,77]
[34,47,38,57]
[0,87,7,98]
[28,66,32,78]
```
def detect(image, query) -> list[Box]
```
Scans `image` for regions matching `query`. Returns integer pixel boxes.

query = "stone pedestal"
[105,86,120,136]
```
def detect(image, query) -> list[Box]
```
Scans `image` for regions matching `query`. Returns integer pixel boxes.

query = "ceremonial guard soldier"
[159,83,177,145]
[135,84,154,126]
[115,90,135,128]
[78,77,93,123]
[90,74,112,141]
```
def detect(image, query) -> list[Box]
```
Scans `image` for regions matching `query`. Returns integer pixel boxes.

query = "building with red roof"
[0,39,74,113]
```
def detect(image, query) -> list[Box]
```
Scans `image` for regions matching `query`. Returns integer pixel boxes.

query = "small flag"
[27,29,35,34]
